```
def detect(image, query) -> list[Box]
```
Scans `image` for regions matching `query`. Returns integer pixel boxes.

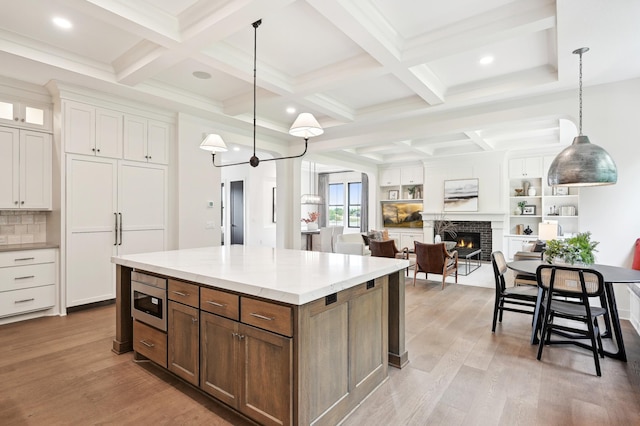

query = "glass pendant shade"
[200,134,228,152]
[289,113,324,139]
[547,135,617,186]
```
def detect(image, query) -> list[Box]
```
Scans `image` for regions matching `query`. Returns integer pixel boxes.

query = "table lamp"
[538,220,559,242]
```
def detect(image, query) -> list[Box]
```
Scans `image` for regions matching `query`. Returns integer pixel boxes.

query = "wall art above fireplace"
[444,179,479,212]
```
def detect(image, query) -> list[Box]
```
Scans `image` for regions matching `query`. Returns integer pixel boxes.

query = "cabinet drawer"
[0,249,56,268]
[133,320,167,368]
[200,287,239,320]
[241,297,292,337]
[0,284,55,318]
[168,279,199,307]
[0,262,56,291]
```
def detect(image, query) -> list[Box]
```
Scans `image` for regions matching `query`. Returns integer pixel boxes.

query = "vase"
[307,222,318,231]
[434,234,442,243]
[528,187,536,196]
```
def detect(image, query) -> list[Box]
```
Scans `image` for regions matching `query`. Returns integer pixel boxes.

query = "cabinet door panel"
[168,301,199,385]
[67,156,117,231]
[95,108,123,158]
[147,120,169,164]
[118,229,164,256]
[349,286,385,387]
[64,101,95,155]
[123,115,147,162]
[200,312,239,407]
[118,162,166,230]
[20,131,51,209]
[0,127,19,208]
[66,231,116,306]
[240,323,292,426]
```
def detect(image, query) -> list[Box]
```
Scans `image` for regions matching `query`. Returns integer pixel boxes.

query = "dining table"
[507,260,640,362]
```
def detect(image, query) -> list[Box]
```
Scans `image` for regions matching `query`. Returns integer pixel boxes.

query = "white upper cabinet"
[124,115,169,164]
[508,157,542,178]
[0,126,52,210]
[379,168,401,186]
[64,100,123,158]
[401,165,424,185]
[0,99,51,130]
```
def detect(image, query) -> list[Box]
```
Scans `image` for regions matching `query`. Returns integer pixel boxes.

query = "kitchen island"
[112,246,409,426]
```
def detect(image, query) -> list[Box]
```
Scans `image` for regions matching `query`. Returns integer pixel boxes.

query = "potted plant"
[407,186,416,199]
[517,200,527,215]
[544,232,599,265]
[301,211,319,230]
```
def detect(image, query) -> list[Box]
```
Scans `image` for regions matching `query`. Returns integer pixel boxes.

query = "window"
[328,183,344,226]
[348,182,361,228]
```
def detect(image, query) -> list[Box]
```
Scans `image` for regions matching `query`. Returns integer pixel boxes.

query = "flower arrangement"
[544,232,599,265]
[301,211,319,224]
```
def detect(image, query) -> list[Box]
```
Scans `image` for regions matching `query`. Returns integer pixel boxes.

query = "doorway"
[229,180,244,245]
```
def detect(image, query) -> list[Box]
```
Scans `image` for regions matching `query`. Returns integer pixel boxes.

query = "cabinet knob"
[21,118,25,122]
[14,201,18,205]
[21,201,24,205]
[92,148,96,152]
[14,117,19,121]
[97,148,100,153]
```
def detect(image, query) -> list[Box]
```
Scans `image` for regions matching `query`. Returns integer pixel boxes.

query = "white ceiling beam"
[464,131,494,151]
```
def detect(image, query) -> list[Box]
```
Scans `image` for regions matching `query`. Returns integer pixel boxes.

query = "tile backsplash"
[0,211,47,245]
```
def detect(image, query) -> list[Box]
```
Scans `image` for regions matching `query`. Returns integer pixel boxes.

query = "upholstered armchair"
[413,241,458,289]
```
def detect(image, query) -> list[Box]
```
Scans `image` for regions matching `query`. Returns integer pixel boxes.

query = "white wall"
[176,113,222,249]
[572,78,640,317]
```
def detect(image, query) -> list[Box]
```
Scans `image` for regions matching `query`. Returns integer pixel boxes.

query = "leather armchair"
[413,241,458,289]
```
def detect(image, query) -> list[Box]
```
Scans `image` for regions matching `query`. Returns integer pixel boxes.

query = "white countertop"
[112,246,409,305]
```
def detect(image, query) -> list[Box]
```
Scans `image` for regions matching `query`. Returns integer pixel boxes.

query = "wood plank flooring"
[1,270,639,425]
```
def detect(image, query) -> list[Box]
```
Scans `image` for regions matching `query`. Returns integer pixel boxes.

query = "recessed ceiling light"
[52,16,72,30]
[286,107,296,114]
[479,56,494,65]
[233,146,240,152]
[192,71,212,79]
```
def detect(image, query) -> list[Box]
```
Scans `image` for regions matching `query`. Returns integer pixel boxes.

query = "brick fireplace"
[436,220,492,261]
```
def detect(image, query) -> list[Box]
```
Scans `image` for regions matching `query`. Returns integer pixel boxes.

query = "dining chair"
[413,241,458,289]
[512,251,542,286]
[369,239,413,276]
[536,264,607,376]
[490,251,538,332]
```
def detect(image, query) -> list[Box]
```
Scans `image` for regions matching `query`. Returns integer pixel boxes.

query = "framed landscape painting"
[443,179,479,212]
[382,201,423,228]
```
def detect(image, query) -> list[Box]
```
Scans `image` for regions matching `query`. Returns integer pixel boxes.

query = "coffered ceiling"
[0,0,638,167]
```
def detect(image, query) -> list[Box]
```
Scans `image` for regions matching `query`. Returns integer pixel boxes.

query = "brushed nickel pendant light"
[547,47,617,187]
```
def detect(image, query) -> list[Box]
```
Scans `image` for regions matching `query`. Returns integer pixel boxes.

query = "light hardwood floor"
[1,269,639,425]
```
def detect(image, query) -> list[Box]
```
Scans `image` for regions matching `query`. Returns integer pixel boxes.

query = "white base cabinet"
[0,249,56,318]
[65,155,167,307]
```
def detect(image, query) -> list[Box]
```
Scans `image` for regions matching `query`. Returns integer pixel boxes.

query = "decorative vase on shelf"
[528,187,536,196]
[522,181,530,195]
[307,222,318,231]
[434,234,442,243]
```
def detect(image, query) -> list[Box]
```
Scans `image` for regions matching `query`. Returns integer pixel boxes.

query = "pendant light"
[301,161,322,205]
[200,19,323,167]
[547,47,617,187]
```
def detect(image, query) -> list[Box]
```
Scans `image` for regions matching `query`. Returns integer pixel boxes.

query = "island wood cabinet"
[200,312,292,426]
[127,270,390,426]
[167,279,200,386]
[0,126,52,210]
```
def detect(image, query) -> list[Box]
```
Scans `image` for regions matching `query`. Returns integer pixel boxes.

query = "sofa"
[334,233,371,255]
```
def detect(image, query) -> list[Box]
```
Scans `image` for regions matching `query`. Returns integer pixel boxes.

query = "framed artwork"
[554,186,569,196]
[443,178,479,212]
[388,190,399,200]
[522,205,536,215]
[272,187,277,223]
[381,202,423,228]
